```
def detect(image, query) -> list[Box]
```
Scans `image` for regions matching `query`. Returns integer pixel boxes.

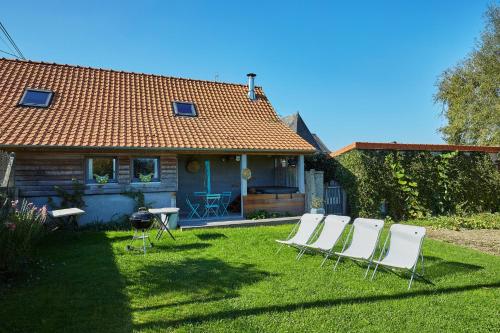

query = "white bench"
[48,208,85,229]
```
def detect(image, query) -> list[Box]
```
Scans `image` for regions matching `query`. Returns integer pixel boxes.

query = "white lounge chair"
[297,215,351,266]
[370,224,426,289]
[334,218,384,277]
[275,213,324,254]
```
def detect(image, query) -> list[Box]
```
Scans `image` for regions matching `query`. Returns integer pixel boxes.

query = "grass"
[0,224,499,332]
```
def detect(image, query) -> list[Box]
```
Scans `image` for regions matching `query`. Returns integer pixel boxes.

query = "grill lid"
[130,207,154,222]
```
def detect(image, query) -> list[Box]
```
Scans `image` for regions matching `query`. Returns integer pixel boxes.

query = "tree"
[435,4,500,146]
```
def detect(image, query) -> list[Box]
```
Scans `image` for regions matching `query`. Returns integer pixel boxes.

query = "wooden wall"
[242,193,305,216]
[14,151,178,197]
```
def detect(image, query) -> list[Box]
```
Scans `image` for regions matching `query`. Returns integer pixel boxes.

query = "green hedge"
[334,150,500,220]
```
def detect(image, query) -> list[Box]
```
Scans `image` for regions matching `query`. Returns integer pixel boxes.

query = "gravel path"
[427,228,500,256]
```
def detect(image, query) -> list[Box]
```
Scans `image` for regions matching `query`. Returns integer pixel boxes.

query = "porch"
[176,153,305,222]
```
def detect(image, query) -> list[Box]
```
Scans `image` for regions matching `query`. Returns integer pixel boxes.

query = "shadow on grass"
[134,281,500,330]
[0,232,133,333]
[152,242,211,252]
[128,258,272,299]
[134,294,239,312]
[423,256,483,279]
[196,232,228,241]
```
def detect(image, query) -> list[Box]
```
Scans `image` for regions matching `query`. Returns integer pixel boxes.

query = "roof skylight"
[173,102,197,117]
[19,89,53,108]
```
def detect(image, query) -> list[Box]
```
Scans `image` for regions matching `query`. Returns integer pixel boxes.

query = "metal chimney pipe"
[247,73,256,100]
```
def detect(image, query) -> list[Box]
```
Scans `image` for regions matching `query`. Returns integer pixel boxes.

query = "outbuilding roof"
[331,142,500,157]
[0,58,315,153]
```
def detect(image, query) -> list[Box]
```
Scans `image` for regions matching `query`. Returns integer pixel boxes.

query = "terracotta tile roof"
[331,142,500,157]
[0,58,315,153]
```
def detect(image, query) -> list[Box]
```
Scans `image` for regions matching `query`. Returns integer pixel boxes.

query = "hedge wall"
[334,150,500,220]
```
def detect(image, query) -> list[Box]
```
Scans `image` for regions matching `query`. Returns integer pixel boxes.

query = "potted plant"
[94,174,109,185]
[310,196,325,214]
[139,173,153,183]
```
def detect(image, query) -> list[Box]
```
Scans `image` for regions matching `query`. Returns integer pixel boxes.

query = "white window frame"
[86,157,117,184]
[131,157,160,182]
[19,88,54,107]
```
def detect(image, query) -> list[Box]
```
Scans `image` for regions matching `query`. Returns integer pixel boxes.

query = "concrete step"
[179,216,300,230]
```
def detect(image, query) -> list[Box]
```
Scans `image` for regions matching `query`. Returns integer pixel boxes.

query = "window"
[132,158,160,182]
[173,102,197,117]
[86,157,117,184]
[19,89,54,107]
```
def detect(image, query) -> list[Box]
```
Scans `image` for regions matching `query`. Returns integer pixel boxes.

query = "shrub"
[246,210,291,220]
[47,178,86,210]
[334,150,500,220]
[0,197,48,276]
[411,213,500,230]
[305,153,336,183]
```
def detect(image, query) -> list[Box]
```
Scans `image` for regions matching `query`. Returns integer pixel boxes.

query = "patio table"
[148,207,179,240]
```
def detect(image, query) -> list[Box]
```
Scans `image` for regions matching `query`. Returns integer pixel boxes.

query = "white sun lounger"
[334,218,384,277]
[370,224,426,289]
[275,213,324,254]
[297,215,351,265]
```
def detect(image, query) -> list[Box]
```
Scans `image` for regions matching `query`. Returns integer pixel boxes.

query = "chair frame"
[370,227,426,289]
[186,197,201,219]
[333,219,384,278]
[276,215,324,254]
[296,215,351,266]
[203,194,221,218]
[219,191,232,216]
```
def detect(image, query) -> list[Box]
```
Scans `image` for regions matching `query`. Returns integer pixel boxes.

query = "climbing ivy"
[334,150,500,220]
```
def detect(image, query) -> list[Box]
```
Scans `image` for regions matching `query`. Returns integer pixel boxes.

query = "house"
[0,58,315,223]
[281,112,330,153]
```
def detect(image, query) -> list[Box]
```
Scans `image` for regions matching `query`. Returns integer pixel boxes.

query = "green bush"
[305,153,336,183]
[334,150,500,220]
[0,197,48,276]
[410,213,500,230]
[246,210,291,220]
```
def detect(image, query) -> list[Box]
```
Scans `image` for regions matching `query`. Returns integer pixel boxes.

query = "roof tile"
[0,58,315,153]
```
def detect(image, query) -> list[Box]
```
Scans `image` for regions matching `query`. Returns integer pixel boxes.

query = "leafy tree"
[304,153,336,183]
[435,4,500,145]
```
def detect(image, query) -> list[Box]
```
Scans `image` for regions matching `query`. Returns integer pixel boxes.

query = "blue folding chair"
[186,197,201,219]
[220,191,232,216]
[203,194,221,218]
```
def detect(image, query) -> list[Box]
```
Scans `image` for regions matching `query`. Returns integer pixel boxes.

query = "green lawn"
[1,225,499,332]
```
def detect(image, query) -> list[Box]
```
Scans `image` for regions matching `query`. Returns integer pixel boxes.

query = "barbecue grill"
[126,207,155,254]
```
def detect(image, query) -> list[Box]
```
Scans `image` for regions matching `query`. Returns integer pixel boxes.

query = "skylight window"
[19,89,53,107]
[173,102,197,117]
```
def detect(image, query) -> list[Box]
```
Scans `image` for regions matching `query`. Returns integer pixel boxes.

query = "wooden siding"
[243,193,305,216]
[14,152,178,197]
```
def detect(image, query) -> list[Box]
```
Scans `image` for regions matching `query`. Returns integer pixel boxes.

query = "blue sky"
[1,0,492,151]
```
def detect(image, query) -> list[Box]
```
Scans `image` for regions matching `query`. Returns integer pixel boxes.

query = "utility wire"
[0,32,17,55]
[0,21,25,60]
[0,49,19,58]
[0,21,24,59]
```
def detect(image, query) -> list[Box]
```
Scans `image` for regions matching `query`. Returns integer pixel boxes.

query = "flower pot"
[310,208,325,214]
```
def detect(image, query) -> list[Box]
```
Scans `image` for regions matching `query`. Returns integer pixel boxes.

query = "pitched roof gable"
[0,58,315,153]
[281,112,330,153]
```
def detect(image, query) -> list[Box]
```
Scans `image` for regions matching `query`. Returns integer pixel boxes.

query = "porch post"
[240,154,248,217]
[298,155,305,193]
